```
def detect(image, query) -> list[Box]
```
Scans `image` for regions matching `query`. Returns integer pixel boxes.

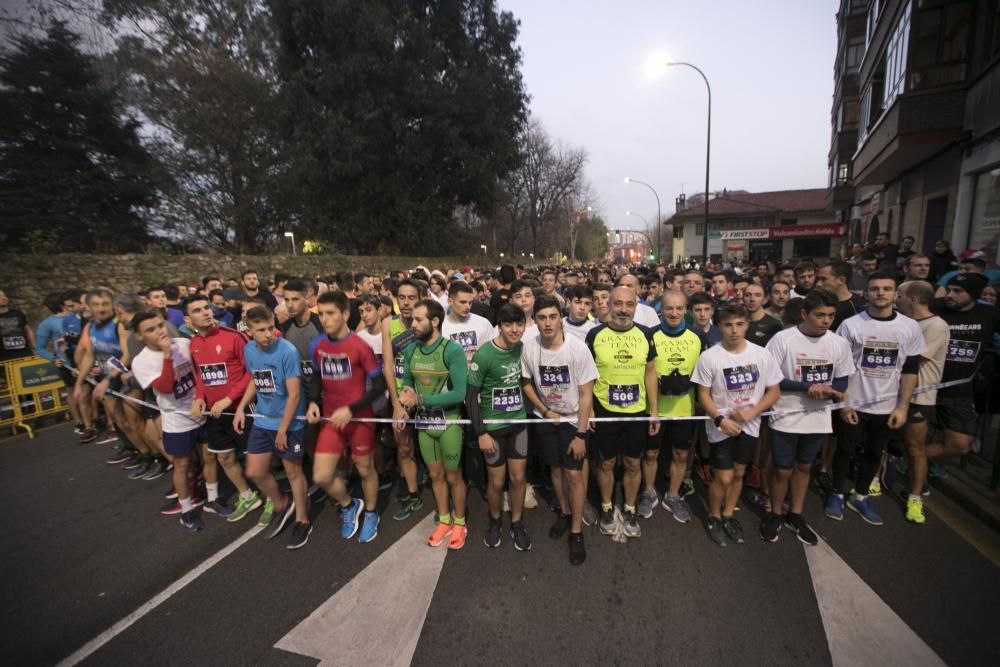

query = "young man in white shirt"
[692,303,782,547]
[763,290,853,544]
[441,281,495,363]
[563,285,596,342]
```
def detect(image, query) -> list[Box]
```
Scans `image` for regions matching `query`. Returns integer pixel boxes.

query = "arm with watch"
[696,385,743,438]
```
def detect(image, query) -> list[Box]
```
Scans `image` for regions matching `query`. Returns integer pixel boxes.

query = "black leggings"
[832,411,891,495]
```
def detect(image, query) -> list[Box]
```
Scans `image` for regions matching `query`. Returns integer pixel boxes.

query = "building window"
[910,2,971,90]
[865,0,881,50]
[695,223,705,236]
[968,167,1000,263]
[883,2,911,108]
[781,218,798,226]
[844,38,865,74]
[837,162,851,185]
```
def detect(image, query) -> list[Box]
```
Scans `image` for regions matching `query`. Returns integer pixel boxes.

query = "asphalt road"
[1,423,998,666]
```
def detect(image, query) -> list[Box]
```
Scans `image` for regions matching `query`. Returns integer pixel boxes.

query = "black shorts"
[592,403,648,461]
[708,433,756,470]
[907,403,935,425]
[483,425,528,467]
[205,414,244,453]
[142,388,159,421]
[646,420,695,452]
[934,395,978,436]
[58,366,75,388]
[533,421,585,471]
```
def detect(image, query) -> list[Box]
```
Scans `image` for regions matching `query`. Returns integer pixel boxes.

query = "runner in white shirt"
[762,290,853,545]
[827,271,925,527]
[507,279,539,341]
[520,296,598,566]
[130,310,207,533]
[692,303,782,548]
[563,285,597,342]
[441,281,495,363]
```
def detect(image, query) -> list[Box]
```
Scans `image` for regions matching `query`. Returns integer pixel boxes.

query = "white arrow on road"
[805,536,946,667]
[275,512,447,666]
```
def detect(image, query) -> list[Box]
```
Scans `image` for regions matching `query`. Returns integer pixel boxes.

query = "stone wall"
[0,253,489,324]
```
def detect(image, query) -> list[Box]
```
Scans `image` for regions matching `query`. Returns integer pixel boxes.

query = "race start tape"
[64,363,972,427]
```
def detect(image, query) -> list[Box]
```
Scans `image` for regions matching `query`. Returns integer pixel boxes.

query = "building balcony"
[826,183,855,211]
[829,127,859,161]
[852,87,965,186]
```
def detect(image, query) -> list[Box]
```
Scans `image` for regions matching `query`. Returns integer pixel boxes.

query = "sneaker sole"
[784,521,817,546]
[760,531,779,543]
[287,526,313,550]
[427,529,453,547]
[359,517,379,544]
[846,501,883,526]
[143,470,166,481]
[128,469,150,480]
[266,502,297,539]
[342,502,363,540]
[510,530,532,551]
[447,534,466,550]
[661,500,692,524]
[638,508,654,520]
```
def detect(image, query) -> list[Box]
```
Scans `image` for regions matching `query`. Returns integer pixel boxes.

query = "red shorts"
[316,421,375,458]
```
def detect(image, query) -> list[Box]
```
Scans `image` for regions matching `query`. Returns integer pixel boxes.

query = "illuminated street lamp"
[283,231,296,256]
[624,178,661,263]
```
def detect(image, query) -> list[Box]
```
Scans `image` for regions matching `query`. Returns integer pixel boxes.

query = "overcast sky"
[498,0,839,233]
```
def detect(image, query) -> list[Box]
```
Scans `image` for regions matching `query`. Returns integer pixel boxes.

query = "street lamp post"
[283,231,296,256]
[624,177,661,263]
[665,61,711,266]
[625,211,654,260]
[480,244,487,257]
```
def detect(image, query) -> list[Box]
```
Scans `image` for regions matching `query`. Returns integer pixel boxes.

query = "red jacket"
[189,325,250,407]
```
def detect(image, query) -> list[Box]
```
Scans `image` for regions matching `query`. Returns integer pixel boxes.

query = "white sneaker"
[524,485,538,509]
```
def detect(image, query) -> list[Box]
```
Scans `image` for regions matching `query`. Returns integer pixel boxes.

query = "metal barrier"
[0,355,69,438]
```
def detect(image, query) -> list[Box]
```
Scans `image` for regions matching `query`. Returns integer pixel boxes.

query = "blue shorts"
[769,429,824,469]
[247,427,305,460]
[163,426,207,457]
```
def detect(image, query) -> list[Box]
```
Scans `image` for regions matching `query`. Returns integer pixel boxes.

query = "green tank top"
[405,338,461,419]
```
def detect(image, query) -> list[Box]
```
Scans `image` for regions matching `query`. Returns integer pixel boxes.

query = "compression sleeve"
[902,355,920,375]
[779,379,811,392]
[348,372,387,414]
[421,343,468,409]
[466,383,485,436]
[308,364,323,404]
[151,356,175,394]
[832,376,849,393]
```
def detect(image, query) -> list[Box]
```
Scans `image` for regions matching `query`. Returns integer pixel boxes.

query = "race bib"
[394,355,405,380]
[450,331,477,351]
[492,387,522,412]
[861,345,898,370]
[200,363,228,386]
[2,335,26,350]
[608,383,640,408]
[252,369,276,394]
[173,372,195,400]
[320,354,352,380]
[539,365,570,388]
[723,365,759,392]
[299,359,314,379]
[797,362,833,385]
[946,340,980,363]
[414,407,446,430]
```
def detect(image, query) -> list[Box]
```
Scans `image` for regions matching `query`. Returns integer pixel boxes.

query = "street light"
[664,61,712,265]
[283,231,296,256]
[480,244,487,256]
[624,178,661,264]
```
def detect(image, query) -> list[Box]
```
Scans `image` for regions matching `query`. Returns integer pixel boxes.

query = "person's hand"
[544,409,561,423]
[393,405,410,432]
[478,433,497,454]
[887,406,907,430]
[807,384,833,400]
[89,366,101,377]
[275,429,288,451]
[720,417,742,438]
[232,410,245,435]
[190,398,206,419]
[729,408,754,424]
[330,406,352,429]
[648,415,661,436]
[54,359,64,367]
[210,396,232,418]
[840,407,859,425]
[567,436,586,460]
[306,402,322,424]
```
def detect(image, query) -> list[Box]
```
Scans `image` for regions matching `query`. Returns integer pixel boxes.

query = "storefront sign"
[769,224,844,239]
[718,229,770,240]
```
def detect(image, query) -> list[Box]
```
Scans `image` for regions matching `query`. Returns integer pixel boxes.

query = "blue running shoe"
[359,510,379,543]
[340,498,363,539]
[847,494,883,526]
[824,493,844,521]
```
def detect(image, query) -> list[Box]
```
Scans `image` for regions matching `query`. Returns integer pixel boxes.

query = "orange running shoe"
[448,524,467,550]
[427,521,453,547]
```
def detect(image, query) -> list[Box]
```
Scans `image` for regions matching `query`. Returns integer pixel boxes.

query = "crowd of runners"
[1,238,998,565]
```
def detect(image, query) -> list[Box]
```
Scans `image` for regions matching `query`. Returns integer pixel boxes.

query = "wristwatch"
[713,415,725,428]
[575,431,589,439]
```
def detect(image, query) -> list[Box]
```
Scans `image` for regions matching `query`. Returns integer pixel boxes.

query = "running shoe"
[744,464,761,490]
[427,521,453,547]
[680,478,696,499]
[783,512,818,546]
[746,489,772,513]
[510,521,532,551]
[257,497,275,527]
[582,501,599,527]
[142,459,166,481]
[549,513,570,539]
[340,499,363,539]
[598,506,615,535]
[106,447,132,465]
[705,517,727,547]
[568,532,586,566]
[661,494,692,523]
[623,509,641,538]
[484,516,502,548]
[264,497,296,539]
[160,499,182,516]
[308,484,328,504]
[867,478,882,497]
[203,499,234,517]
[905,496,926,525]
[164,486,178,500]
[74,423,84,435]
[928,462,948,479]
[846,494,883,526]
[759,514,782,543]
[97,430,119,445]
[287,522,313,550]
[228,491,262,522]
[359,510,379,543]
[814,471,833,496]
[722,516,745,544]
[824,493,845,520]
[637,488,658,519]
[122,453,145,470]
[127,460,152,480]
[392,494,424,521]
[447,524,467,550]
[179,510,204,532]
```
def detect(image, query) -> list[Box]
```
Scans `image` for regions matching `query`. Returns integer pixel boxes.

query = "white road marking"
[275,512,446,666]
[804,536,946,667]
[56,524,263,667]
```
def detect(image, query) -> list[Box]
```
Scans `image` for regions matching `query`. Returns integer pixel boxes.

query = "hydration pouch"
[659,370,692,396]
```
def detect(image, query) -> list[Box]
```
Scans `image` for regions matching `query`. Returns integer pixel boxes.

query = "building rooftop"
[673,188,828,219]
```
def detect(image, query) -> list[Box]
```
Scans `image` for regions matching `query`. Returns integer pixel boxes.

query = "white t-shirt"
[564,317,596,342]
[357,326,382,357]
[692,341,783,443]
[913,315,950,406]
[521,333,599,420]
[836,311,926,414]
[131,338,205,434]
[634,303,659,329]
[442,312,495,364]
[766,327,855,434]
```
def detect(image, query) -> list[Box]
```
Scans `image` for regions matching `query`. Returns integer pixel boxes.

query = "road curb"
[931,465,1000,535]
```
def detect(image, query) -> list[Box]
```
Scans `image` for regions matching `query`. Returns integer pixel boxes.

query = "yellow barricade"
[0,355,69,438]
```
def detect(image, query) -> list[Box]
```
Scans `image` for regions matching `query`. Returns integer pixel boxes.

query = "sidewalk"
[933,456,1000,535]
